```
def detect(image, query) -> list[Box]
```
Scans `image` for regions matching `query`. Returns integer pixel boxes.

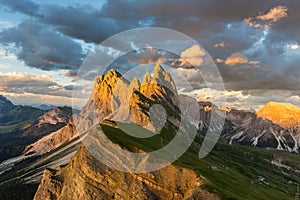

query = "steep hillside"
[24,115,78,156]
[0,95,44,127]
[0,106,72,162]
[34,67,300,200]
[34,120,300,200]
[197,104,300,153]
[34,144,219,200]
[0,95,15,115]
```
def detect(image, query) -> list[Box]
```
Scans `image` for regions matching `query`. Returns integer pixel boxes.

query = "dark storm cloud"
[0,0,300,95]
[41,5,122,44]
[1,0,298,53]
[0,0,41,17]
[0,0,291,44]
[0,0,128,43]
[217,57,300,94]
[0,20,84,71]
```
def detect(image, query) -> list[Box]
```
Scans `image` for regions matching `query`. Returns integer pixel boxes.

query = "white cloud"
[244,5,288,30]
[223,52,260,66]
[225,52,248,65]
[0,20,14,28]
[214,42,225,48]
[188,89,300,111]
[257,5,288,22]
[248,60,260,65]
[215,58,224,63]
[291,95,300,101]
[0,49,17,60]
[179,45,206,66]
[0,72,69,98]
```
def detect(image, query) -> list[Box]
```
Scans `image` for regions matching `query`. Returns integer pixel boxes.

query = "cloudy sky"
[0,0,299,110]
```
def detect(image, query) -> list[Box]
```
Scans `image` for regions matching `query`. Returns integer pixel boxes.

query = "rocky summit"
[33,65,220,200]
[257,101,300,129]
[77,64,179,134]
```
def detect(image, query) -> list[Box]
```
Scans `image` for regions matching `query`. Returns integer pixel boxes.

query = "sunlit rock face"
[34,145,219,200]
[77,65,179,134]
[198,103,300,153]
[129,64,180,132]
[34,67,221,200]
[257,101,300,129]
[24,116,78,156]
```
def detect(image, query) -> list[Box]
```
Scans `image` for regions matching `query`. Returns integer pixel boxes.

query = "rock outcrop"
[34,145,219,200]
[129,64,179,132]
[198,104,300,153]
[21,107,72,137]
[33,67,300,200]
[24,115,78,156]
[257,101,300,129]
[77,64,179,135]
[34,66,220,200]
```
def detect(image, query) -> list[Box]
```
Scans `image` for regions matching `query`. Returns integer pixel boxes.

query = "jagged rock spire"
[153,64,176,92]
[141,71,151,86]
[129,77,140,91]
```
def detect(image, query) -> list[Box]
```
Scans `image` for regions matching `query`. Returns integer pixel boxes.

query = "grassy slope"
[101,122,300,200]
[0,119,33,134]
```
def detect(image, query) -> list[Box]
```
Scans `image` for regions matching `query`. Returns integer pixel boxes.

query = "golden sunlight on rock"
[257,101,300,129]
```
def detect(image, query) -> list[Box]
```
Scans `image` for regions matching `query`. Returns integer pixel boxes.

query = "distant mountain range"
[0,66,299,199]
[0,96,73,162]
[198,102,300,153]
[32,104,58,111]
[0,95,44,127]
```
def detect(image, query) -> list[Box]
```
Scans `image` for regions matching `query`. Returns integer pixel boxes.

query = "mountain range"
[0,65,299,199]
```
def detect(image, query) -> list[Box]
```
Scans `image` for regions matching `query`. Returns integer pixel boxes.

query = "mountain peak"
[0,95,15,114]
[153,64,164,76]
[129,77,140,90]
[0,95,12,104]
[141,65,176,92]
[106,69,122,77]
[141,71,151,86]
[153,64,167,80]
[257,101,300,129]
[265,101,299,110]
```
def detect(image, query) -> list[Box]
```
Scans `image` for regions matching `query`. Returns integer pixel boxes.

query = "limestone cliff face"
[21,107,72,138]
[34,145,219,200]
[76,69,129,133]
[77,65,179,134]
[257,101,300,129]
[129,65,180,132]
[34,66,220,200]
[24,115,78,156]
[199,104,300,153]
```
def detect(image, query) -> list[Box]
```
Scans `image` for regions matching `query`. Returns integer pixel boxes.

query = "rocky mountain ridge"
[33,66,300,199]
[257,101,300,129]
[34,145,219,200]
[33,66,213,200]
[198,103,300,153]
[0,95,15,115]
[1,67,300,199]
[77,64,179,135]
